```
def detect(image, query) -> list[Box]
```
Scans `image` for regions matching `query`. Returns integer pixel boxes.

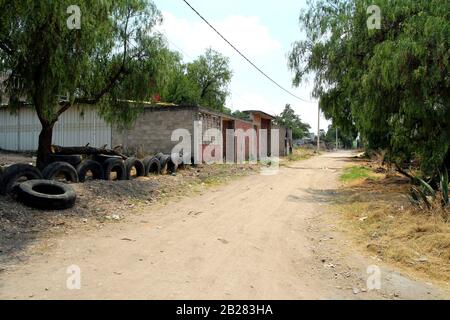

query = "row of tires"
[0,153,181,196]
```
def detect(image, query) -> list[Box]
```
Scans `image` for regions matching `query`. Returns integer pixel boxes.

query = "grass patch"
[333,174,450,284]
[340,166,381,183]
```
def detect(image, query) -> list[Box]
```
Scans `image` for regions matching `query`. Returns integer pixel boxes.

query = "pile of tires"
[0,151,187,211]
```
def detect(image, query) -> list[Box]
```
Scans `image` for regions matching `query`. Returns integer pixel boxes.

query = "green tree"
[158,51,201,105]
[288,0,449,176]
[159,48,233,111]
[186,48,232,112]
[274,104,311,140]
[0,0,169,169]
[324,124,357,149]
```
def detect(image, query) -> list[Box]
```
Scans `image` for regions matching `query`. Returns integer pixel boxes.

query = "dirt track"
[0,151,447,299]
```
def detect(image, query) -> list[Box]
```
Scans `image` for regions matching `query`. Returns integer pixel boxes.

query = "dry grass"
[285,147,315,162]
[334,172,450,284]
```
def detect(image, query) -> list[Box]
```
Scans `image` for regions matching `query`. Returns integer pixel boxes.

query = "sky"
[153,0,331,132]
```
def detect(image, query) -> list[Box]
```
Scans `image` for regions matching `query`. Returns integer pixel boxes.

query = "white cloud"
[155,10,330,132]
[229,91,280,115]
[158,11,281,59]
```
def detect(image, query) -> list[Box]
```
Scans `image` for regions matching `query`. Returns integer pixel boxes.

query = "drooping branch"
[56,6,134,117]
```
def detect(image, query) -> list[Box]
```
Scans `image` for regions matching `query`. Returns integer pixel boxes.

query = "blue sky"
[153,0,330,132]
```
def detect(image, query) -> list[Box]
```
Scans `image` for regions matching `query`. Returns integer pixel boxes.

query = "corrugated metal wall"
[0,106,112,151]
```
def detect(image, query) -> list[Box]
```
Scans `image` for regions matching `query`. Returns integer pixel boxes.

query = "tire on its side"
[76,160,104,182]
[143,157,161,175]
[102,158,127,181]
[48,154,82,166]
[42,162,79,183]
[0,164,43,195]
[125,158,145,179]
[17,179,76,210]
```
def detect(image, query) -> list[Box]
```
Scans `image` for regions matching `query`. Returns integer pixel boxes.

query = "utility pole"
[335,127,338,151]
[317,104,320,152]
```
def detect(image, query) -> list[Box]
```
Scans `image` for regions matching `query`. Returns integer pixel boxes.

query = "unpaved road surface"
[0,151,447,299]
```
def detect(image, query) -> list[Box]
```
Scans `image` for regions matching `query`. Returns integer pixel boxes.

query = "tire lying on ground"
[94,154,123,163]
[125,157,145,179]
[76,160,104,182]
[102,158,127,180]
[0,164,43,195]
[42,162,79,183]
[17,179,76,210]
[48,154,82,166]
[143,157,161,175]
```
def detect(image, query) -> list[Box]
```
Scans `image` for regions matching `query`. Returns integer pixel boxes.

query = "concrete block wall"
[112,106,196,155]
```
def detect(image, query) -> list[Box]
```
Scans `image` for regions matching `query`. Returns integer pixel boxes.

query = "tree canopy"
[160,48,233,112]
[274,104,311,140]
[0,0,171,168]
[323,123,358,149]
[288,0,449,176]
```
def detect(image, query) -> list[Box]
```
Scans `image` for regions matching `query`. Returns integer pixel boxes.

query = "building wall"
[234,119,255,161]
[112,106,196,155]
[197,111,222,162]
[0,106,111,151]
[273,125,293,157]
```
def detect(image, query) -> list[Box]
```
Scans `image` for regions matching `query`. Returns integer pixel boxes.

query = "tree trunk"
[36,122,55,171]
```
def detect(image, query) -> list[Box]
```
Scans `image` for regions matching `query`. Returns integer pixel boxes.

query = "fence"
[0,106,112,151]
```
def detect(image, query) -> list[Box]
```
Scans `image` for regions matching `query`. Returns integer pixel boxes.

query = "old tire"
[17,179,76,210]
[42,162,79,183]
[158,155,170,173]
[94,154,123,163]
[49,154,82,166]
[0,164,43,195]
[102,158,127,181]
[125,158,145,179]
[143,157,161,175]
[167,157,178,174]
[76,160,104,182]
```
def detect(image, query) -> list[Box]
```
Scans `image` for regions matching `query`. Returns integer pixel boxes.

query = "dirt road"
[0,151,446,299]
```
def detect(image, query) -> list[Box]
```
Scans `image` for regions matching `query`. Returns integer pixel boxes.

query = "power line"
[181,0,316,104]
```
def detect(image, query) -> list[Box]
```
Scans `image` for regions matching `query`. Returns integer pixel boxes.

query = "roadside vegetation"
[285,147,315,162]
[335,160,450,284]
[340,166,382,183]
[289,0,449,207]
